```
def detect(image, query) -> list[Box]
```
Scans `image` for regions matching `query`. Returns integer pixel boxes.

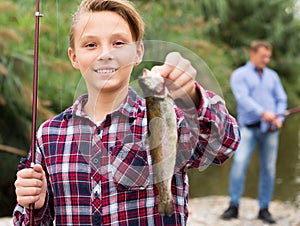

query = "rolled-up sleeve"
[175,82,240,172]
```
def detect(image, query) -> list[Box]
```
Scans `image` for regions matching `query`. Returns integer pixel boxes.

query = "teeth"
[95,69,117,74]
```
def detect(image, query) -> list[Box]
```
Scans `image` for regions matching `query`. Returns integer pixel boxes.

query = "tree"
[203,0,300,106]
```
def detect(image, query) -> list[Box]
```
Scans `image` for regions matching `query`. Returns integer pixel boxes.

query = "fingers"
[32,164,44,173]
[15,164,47,209]
[15,186,43,205]
[262,112,283,129]
[15,177,43,188]
[272,118,283,129]
[16,165,44,181]
[151,52,197,100]
[16,196,41,209]
[152,52,196,80]
[262,111,276,122]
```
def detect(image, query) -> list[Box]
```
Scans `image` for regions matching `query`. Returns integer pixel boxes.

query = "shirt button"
[93,158,98,164]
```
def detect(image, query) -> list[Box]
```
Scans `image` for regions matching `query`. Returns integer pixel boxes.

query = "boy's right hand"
[15,164,47,209]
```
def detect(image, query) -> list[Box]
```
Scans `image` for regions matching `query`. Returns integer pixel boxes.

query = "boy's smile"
[91,62,120,78]
[93,67,118,76]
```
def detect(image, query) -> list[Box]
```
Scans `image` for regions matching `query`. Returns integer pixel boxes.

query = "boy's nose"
[97,47,114,61]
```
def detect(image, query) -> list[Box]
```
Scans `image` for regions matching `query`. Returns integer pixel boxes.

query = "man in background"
[221,40,287,224]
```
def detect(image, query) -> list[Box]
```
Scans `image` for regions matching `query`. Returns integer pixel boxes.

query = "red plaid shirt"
[13,84,240,225]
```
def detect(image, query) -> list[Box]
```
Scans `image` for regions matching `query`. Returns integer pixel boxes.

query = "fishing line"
[55,0,63,111]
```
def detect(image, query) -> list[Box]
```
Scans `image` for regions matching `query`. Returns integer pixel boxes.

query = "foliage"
[202,0,300,106]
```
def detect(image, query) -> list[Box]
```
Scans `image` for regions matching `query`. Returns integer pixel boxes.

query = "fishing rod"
[29,0,43,225]
[278,106,300,117]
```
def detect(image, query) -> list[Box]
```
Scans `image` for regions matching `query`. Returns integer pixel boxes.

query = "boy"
[14,0,240,225]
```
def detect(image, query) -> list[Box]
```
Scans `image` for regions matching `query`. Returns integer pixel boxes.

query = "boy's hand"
[151,52,200,107]
[15,164,47,210]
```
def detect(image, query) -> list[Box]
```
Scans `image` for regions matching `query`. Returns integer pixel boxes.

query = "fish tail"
[158,199,174,216]
[157,180,174,216]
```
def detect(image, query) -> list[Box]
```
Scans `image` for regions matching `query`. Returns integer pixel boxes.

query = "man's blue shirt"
[230,61,287,126]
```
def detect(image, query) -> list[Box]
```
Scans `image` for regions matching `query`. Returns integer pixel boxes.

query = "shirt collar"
[115,88,143,118]
[247,61,264,74]
[62,88,143,121]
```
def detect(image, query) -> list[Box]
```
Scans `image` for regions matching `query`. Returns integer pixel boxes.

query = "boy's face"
[68,11,143,95]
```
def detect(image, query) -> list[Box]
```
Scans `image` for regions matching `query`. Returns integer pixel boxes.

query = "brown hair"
[69,0,144,49]
[250,40,272,52]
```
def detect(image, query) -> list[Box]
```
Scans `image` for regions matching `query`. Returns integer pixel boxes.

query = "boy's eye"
[114,41,126,46]
[85,43,96,48]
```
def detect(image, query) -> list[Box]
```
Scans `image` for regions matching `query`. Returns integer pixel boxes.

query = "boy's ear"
[135,42,144,66]
[68,47,80,69]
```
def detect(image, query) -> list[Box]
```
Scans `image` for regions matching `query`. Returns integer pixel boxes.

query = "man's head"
[249,40,272,71]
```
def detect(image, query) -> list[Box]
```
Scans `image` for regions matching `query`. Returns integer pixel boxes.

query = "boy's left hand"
[151,52,200,107]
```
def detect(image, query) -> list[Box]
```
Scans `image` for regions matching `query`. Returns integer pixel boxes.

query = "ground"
[2,196,300,225]
[187,196,300,226]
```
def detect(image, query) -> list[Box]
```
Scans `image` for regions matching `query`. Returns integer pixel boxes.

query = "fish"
[138,69,177,216]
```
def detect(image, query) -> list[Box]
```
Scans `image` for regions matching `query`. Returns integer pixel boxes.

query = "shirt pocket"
[110,140,152,191]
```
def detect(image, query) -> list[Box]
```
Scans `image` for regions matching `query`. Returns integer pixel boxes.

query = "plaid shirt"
[13,84,240,226]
